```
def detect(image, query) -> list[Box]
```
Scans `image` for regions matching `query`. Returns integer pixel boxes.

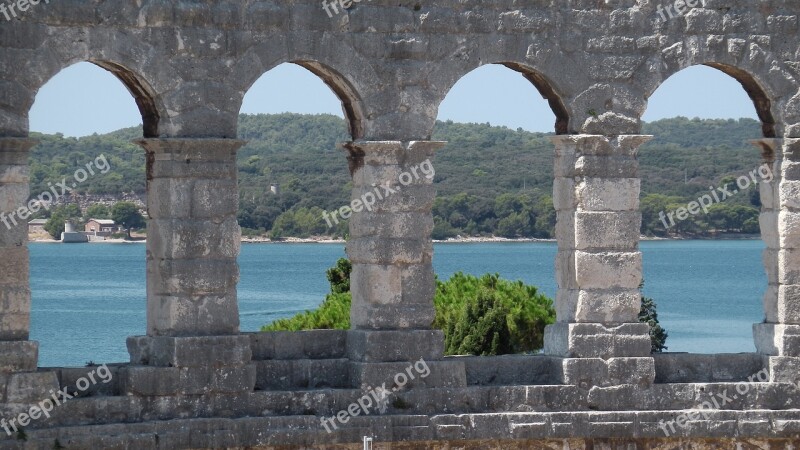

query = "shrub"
[435,273,555,355]
[445,288,512,356]
[262,292,351,332]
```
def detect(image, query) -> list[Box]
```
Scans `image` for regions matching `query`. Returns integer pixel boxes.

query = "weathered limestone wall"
[0,0,798,447]
[1,1,798,139]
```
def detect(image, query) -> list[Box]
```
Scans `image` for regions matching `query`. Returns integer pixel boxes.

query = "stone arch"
[639,34,798,138]
[283,60,366,140]
[433,61,571,135]
[644,62,778,138]
[230,40,375,141]
[78,60,161,138]
[5,33,170,138]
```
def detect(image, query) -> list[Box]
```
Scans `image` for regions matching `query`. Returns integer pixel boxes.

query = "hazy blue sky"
[29,62,760,137]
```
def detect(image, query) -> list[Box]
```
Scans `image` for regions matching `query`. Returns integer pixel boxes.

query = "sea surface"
[29,240,766,367]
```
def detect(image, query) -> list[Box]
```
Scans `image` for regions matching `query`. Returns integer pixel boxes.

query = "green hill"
[27,114,767,238]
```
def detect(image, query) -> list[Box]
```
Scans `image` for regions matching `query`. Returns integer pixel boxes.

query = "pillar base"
[765,356,800,383]
[345,330,463,389]
[124,335,255,395]
[553,357,655,388]
[127,335,252,367]
[754,323,800,356]
[544,323,652,358]
[0,340,38,372]
[3,371,59,403]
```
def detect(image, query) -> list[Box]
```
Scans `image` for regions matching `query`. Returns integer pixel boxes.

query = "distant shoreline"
[29,234,762,244]
[28,237,146,244]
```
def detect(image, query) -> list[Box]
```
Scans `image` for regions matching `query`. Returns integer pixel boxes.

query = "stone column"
[753,138,800,382]
[124,139,254,396]
[0,137,58,402]
[343,141,465,389]
[136,138,243,338]
[544,135,655,387]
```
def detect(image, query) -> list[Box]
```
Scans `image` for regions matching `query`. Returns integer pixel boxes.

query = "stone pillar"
[125,139,254,396]
[136,138,243,337]
[343,141,465,389]
[544,135,655,387]
[753,138,800,382]
[0,137,58,401]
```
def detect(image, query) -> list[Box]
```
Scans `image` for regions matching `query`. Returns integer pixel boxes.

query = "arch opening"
[640,64,770,354]
[240,61,364,141]
[437,63,569,136]
[432,63,559,356]
[645,63,776,138]
[26,61,148,367]
[237,62,352,333]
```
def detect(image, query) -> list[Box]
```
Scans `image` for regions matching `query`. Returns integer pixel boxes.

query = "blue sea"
[29,240,766,367]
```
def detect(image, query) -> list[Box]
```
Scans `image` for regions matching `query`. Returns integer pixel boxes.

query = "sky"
[29,62,760,137]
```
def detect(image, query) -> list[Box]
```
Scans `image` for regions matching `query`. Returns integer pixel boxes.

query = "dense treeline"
[27,114,765,238]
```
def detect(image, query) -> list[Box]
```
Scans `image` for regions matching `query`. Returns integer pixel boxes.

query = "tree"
[84,204,110,220]
[639,281,668,353]
[445,290,512,356]
[43,204,82,240]
[326,258,351,294]
[26,116,768,239]
[532,196,556,238]
[270,206,328,238]
[44,213,66,240]
[640,194,684,236]
[111,202,145,239]
[434,273,555,354]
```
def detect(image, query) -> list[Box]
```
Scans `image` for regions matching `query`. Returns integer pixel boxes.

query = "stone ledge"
[3,411,800,448]
[0,379,798,432]
[184,365,257,395]
[254,358,349,390]
[349,360,467,390]
[459,355,559,386]
[653,353,766,383]
[249,330,347,360]
[555,357,656,388]
[48,364,123,398]
[119,364,256,396]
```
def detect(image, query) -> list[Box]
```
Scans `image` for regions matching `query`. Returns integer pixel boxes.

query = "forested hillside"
[28,114,766,238]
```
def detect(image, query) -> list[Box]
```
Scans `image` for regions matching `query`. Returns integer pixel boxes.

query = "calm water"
[29,240,766,367]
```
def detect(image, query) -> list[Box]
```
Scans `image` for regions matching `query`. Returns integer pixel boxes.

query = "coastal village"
[25,195,148,242]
